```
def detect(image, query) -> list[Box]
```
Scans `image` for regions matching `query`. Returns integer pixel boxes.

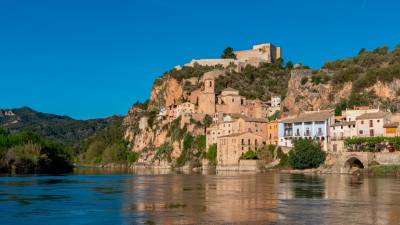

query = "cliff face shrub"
[205,144,217,166]
[176,134,194,167]
[288,139,326,169]
[156,143,173,161]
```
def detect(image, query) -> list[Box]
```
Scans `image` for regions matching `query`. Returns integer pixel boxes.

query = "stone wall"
[216,160,262,171]
[374,152,400,165]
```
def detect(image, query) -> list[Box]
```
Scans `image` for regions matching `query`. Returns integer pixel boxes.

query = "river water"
[1,168,400,225]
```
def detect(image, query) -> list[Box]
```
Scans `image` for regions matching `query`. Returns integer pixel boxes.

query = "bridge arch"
[344,157,365,170]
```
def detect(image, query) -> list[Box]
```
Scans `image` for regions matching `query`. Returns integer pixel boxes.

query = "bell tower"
[199,78,215,114]
[203,78,214,94]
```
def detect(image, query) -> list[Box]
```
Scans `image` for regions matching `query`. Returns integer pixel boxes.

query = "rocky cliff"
[282,69,400,115]
[124,45,400,167]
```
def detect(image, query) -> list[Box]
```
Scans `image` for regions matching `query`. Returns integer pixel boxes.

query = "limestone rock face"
[282,70,400,115]
[368,80,400,100]
[281,70,348,115]
[150,78,184,109]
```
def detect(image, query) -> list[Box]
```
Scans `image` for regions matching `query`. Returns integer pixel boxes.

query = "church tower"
[199,77,215,114]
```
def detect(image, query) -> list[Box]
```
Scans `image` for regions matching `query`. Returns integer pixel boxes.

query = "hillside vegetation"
[0,107,122,145]
[325,45,400,111]
[215,60,292,101]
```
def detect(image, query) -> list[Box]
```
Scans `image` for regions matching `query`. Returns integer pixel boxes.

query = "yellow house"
[384,122,399,137]
[267,120,279,145]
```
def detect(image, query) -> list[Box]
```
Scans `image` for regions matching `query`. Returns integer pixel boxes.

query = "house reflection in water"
[121,172,400,225]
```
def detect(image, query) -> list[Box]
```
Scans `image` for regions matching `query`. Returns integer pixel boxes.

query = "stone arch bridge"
[328,152,400,173]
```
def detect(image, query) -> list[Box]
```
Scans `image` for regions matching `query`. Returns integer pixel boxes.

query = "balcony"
[331,133,344,140]
[284,128,293,137]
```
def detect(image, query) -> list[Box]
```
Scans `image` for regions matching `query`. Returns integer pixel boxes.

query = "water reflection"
[1,170,400,224]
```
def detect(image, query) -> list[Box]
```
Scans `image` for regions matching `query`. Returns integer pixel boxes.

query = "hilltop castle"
[184,43,281,69]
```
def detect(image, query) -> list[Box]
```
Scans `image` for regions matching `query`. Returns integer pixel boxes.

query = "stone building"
[206,113,269,149]
[217,132,265,168]
[244,99,268,119]
[216,87,246,115]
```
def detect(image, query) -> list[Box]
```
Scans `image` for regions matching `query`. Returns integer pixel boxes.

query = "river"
[1,168,400,225]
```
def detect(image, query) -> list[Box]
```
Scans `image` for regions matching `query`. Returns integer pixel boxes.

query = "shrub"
[240,150,258,160]
[275,147,290,168]
[102,143,128,163]
[257,145,275,163]
[205,144,217,165]
[288,139,326,169]
[345,136,400,152]
[176,134,194,166]
[156,143,173,161]
[127,151,139,163]
[300,77,308,85]
[203,115,213,128]
[195,135,206,153]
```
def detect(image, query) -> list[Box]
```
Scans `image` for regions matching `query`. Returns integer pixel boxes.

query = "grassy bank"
[367,165,400,176]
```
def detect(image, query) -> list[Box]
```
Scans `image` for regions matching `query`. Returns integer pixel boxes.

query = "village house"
[278,110,333,151]
[329,107,380,152]
[329,119,356,152]
[206,114,240,149]
[384,122,400,137]
[355,112,390,137]
[244,99,269,119]
[217,132,265,168]
[175,102,196,116]
[206,113,269,149]
[384,113,400,137]
[266,96,281,117]
[266,120,279,145]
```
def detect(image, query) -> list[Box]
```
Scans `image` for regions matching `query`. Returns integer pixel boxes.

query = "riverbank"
[365,165,400,176]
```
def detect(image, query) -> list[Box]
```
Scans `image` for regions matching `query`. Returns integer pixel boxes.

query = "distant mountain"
[0,107,123,145]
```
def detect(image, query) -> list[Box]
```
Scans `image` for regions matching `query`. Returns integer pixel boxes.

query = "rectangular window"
[370,129,374,137]
[369,120,373,127]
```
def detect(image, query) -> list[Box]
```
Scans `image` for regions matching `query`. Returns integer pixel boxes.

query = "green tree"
[102,143,127,163]
[221,47,237,59]
[288,139,326,169]
[286,61,294,70]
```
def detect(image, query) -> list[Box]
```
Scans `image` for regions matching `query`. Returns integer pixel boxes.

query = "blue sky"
[1,0,399,119]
